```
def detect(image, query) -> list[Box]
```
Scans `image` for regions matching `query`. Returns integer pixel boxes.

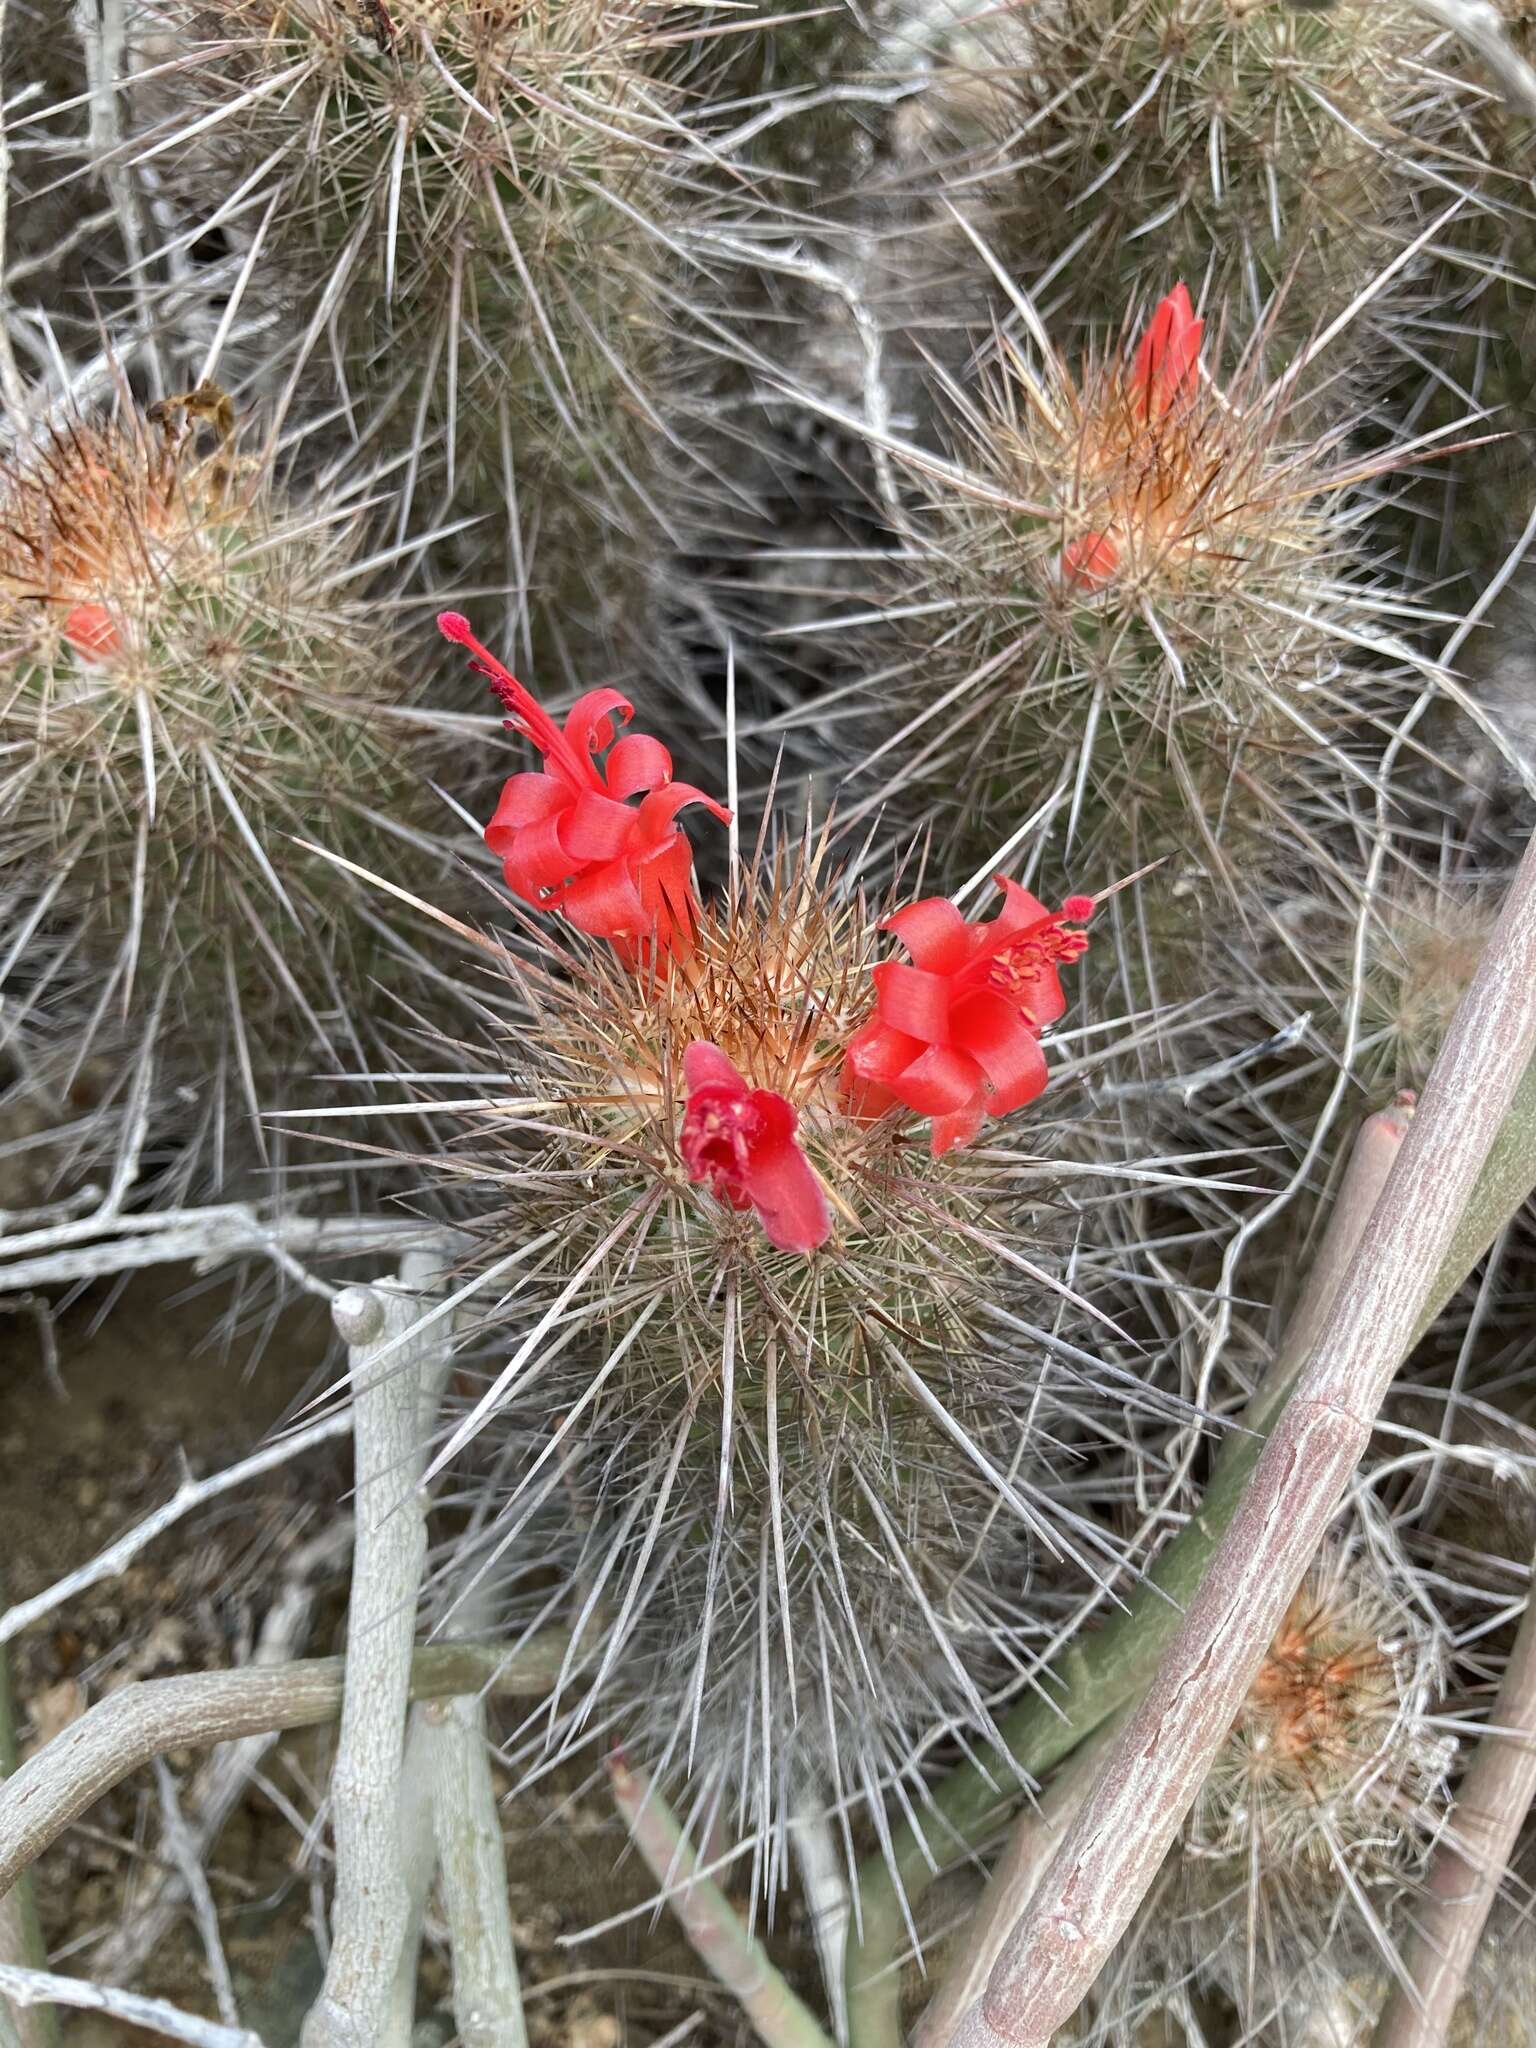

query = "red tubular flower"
[440,613,730,960]
[62,603,119,659]
[843,881,1093,1157]
[1130,283,1203,418]
[1061,531,1120,592]
[679,1041,831,1254]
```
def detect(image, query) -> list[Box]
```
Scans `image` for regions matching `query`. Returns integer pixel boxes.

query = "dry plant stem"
[912,1719,1126,2048]
[844,1096,1416,2048]
[152,1760,240,2029]
[427,1688,529,2048]
[0,1964,262,2048]
[946,834,1536,2046]
[302,1260,450,2048]
[0,1206,445,1297]
[95,1521,355,1985]
[1371,1537,1536,2048]
[0,1417,353,1646]
[609,1756,834,2048]
[0,1583,56,2048]
[0,1639,571,1901]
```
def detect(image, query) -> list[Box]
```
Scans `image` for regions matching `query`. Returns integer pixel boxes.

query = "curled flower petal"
[679,1042,829,1254]
[565,687,634,761]
[604,731,674,801]
[951,994,1049,1116]
[882,897,973,974]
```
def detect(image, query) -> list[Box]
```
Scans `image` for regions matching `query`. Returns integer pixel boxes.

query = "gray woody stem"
[1371,1537,1536,2048]
[0,1965,262,2048]
[302,1257,452,2048]
[426,1688,528,2048]
[0,1640,569,1901]
[609,1754,834,2048]
[947,828,1536,2047]
[912,1719,1125,2048]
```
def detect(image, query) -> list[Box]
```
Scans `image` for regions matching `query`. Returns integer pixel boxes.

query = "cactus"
[0,389,450,1176]
[382,620,1198,1853]
[885,0,1485,360]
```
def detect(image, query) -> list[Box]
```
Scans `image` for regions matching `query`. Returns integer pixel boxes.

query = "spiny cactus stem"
[609,1754,834,2048]
[1409,0,1536,113]
[1371,1532,1536,2048]
[302,1255,451,2048]
[938,826,1536,2048]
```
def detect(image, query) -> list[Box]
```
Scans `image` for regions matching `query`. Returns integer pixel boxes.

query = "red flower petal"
[634,780,734,849]
[683,1041,745,1096]
[561,790,643,864]
[1062,531,1120,591]
[1130,283,1203,417]
[564,687,634,761]
[604,731,674,801]
[888,1043,982,1118]
[882,897,973,974]
[741,1120,831,1254]
[871,961,955,1043]
[63,603,119,658]
[498,811,577,898]
[951,993,1049,1116]
[485,772,568,842]
[560,860,647,937]
[930,1103,984,1159]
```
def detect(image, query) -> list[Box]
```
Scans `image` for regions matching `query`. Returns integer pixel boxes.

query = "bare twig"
[301,1259,451,2048]
[151,1761,240,2029]
[1371,1539,1536,2048]
[0,1638,573,1901]
[0,1418,353,1646]
[0,1963,263,2048]
[0,1203,447,1298]
[0,1577,56,2048]
[427,1686,528,2048]
[791,1794,851,2047]
[95,1522,355,1984]
[845,1095,1415,2048]
[945,831,1536,2045]
[609,1755,834,2048]
[912,1720,1125,2048]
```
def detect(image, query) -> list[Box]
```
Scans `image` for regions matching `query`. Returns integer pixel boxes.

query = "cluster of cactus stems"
[7,6,1536,2048]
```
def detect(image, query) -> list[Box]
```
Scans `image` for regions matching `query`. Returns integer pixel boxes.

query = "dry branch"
[301,1263,452,2048]
[1371,1539,1536,2048]
[609,1755,833,2048]
[944,831,1536,2043]
[0,1964,262,2048]
[0,1419,352,1646]
[0,1638,571,1901]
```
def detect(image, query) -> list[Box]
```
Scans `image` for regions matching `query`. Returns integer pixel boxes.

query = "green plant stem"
[845,1057,1536,2048]
[609,1755,834,2048]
